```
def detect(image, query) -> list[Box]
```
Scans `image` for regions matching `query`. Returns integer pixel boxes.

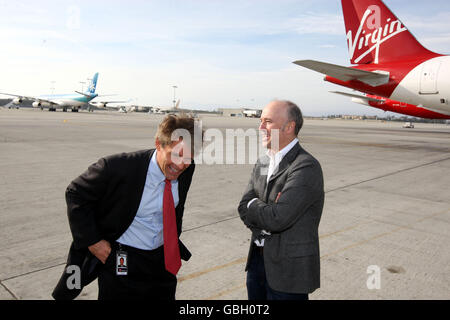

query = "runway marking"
[0,280,19,300]
[178,257,247,283]
[325,155,450,193]
[0,262,66,283]
[183,216,237,232]
[319,223,367,239]
[320,209,449,259]
[178,221,373,299]
[187,209,448,299]
[205,284,247,300]
[303,136,450,152]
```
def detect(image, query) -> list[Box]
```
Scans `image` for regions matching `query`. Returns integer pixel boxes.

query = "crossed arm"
[238,161,323,234]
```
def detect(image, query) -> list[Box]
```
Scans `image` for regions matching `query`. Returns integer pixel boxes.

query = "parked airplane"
[88,99,132,112]
[151,99,180,114]
[293,0,450,120]
[91,99,153,113]
[243,109,262,118]
[0,73,101,112]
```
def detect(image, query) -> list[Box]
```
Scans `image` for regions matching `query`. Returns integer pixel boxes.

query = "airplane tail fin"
[341,0,438,64]
[86,73,99,95]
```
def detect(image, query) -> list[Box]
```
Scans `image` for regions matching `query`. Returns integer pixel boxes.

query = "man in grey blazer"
[238,100,324,300]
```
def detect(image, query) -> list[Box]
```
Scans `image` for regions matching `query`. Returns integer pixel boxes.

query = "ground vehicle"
[403,122,414,128]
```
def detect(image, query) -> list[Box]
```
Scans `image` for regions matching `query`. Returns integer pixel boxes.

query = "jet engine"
[13,97,23,105]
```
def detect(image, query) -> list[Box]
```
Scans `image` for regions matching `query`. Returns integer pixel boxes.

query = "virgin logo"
[347,5,407,64]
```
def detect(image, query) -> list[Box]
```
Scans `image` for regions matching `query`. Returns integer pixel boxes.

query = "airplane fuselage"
[35,93,97,108]
[391,56,450,116]
[325,55,450,117]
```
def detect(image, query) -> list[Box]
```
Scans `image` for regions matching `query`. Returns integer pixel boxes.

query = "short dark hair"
[155,113,203,154]
[281,100,303,135]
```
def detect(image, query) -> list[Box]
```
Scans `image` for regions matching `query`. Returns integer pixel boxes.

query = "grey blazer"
[238,142,324,294]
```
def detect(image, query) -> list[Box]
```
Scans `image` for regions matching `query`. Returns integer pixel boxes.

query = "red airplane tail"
[341,0,438,65]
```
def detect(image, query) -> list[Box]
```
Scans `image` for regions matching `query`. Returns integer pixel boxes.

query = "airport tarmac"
[0,108,449,300]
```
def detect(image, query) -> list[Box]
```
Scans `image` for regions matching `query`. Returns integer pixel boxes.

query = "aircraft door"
[419,60,441,95]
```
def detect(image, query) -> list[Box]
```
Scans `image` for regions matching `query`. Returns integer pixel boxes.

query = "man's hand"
[88,240,111,264]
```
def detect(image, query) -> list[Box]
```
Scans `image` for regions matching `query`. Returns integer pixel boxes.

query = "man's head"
[155,114,203,180]
[259,100,303,151]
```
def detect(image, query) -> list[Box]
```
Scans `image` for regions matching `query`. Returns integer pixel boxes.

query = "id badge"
[116,250,128,276]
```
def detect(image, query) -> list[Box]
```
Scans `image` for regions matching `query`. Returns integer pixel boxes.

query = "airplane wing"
[293,60,390,87]
[330,91,386,103]
[90,100,131,108]
[0,92,59,105]
[0,92,36,101]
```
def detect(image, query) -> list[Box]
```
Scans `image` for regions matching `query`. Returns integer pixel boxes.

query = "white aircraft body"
[0,73,100,112]
[151,99,180,114]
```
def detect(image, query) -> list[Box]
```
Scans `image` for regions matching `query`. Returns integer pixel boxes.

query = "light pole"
[50,81,56,95]
[172,85,178,108]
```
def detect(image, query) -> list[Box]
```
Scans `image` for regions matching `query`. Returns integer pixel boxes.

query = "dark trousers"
[246,245,309,301]
[98,242,177,300]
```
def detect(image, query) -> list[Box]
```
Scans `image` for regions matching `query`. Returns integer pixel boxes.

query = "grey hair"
[278,100,303,136]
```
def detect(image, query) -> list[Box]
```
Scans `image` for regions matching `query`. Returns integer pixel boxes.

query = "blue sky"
[1,0,450,116]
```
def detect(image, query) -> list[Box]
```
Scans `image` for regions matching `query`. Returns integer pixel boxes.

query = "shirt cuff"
[247,198,258,209]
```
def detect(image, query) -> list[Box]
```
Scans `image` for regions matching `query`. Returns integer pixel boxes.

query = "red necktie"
[163,179,181,276]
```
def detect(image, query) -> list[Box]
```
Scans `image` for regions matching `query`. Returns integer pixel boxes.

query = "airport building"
[219,108,261,118]
[218,108,244,117]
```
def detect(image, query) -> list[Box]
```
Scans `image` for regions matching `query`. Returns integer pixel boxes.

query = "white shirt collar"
[265,138,298,182]
[267,138,299,162]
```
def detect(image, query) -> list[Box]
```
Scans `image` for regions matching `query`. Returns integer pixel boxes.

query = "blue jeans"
[246,246,309,301]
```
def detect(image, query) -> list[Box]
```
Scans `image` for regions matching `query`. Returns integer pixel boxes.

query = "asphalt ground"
[0,108,449,300]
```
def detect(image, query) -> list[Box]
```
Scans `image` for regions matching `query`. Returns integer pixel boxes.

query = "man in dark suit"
[238,100,324,300]
[53,114,202,300]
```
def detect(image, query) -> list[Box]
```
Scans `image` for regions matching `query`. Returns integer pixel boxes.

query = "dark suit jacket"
[52,149,195,300]
[238,142,324,294]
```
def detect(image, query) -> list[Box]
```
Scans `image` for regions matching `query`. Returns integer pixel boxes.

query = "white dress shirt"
[117,150,179,250]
